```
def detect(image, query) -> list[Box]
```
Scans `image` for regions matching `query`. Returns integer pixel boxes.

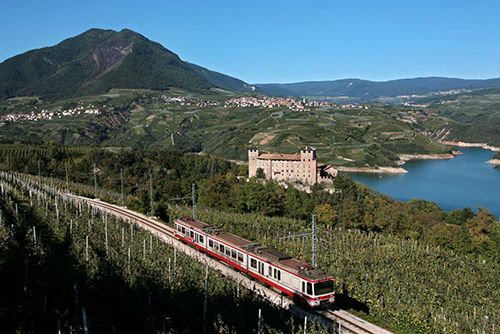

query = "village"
[0,104,102,122]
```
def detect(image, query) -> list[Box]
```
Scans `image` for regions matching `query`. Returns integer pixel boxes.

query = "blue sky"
[1,0,499,83]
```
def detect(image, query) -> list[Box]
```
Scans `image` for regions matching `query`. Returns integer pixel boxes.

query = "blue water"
[349,148,500,217]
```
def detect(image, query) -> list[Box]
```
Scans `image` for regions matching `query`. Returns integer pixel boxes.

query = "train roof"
[175,217,332,281]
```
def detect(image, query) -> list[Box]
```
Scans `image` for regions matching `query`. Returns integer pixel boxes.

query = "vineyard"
[169,207,499,334]
[0,172,330,333]
[0,158,498,333]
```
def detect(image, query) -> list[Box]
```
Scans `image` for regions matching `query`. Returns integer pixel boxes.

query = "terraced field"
[0,89,456,167]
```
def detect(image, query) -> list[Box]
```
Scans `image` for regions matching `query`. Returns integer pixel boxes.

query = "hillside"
[0,89,452,167]
[422,88,500,146]
[0,29,256,100]
[187,62,259,93]
[256,77,500,100]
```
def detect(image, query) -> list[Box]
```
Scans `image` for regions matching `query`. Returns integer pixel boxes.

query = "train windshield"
[314,281,334,296]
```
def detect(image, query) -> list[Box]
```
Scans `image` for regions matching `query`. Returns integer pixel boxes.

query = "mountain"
[0,28,255,100]
[256,77,500,100]
[186,62,259,93]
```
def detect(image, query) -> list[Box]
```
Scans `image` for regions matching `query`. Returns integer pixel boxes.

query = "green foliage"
[0,174,322,333]
[0,28,213,100]
[426,88,500,146]
[256,167,266,179]
[169,206,499,334]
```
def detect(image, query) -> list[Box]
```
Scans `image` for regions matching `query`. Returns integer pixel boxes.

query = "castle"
[248,146,337,185]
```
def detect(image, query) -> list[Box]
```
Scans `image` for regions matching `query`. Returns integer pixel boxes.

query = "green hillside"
[0,89,453,167]
[424,88,500,146]
[0,28,214,100]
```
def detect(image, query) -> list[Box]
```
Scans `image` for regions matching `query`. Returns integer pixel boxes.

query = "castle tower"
[248,149,259,177]
[300,146,317,184]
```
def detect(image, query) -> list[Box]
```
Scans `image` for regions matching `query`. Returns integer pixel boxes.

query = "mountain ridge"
[255,76,500,100]
[0,28,256,100]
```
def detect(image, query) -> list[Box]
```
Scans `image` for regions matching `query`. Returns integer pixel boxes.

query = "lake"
[349,148,500,218]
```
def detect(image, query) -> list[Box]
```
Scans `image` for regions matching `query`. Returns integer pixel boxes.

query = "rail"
[70,195,392,334]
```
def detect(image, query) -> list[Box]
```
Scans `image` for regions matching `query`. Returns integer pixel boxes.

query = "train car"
[174,216,335,308]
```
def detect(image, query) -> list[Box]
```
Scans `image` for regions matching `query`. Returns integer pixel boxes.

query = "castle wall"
[249,147,326,185]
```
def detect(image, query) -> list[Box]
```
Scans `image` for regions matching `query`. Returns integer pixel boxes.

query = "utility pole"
[149,171,154,217]
[280,214,318,267]
[311,214,317,267]
[192,183,196,219]
[93,163,97,198]
[168,184,197,219]
[120,168,124,206]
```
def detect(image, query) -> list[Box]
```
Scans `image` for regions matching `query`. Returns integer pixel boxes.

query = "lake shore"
[487,159,500,167]
[439,140,500,152]
[398,152,458,164]
[337,166,408,174]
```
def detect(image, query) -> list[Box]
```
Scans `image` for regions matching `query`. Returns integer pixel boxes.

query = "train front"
[306,277,335,308]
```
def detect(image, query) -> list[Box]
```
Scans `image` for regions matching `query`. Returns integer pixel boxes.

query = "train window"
[231,250,237,259]
[307,282,312,295]
[214,242,219,249]
[225,248,231,256]
[268,265,272,276]
[199,235,204,243]
[181,227,185,234]
[176,225,181,232]
[302,282,305,293]
[314,281,334,296]
[250,258,257,269]
[219,245,225,253]
[277,270,281,281]
[190,231,194,238]
[209,240,213,248]
[237,252,243,262]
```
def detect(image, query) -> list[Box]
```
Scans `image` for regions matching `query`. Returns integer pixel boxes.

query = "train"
[174,216,335,308]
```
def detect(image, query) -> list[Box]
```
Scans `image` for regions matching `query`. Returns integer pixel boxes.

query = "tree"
[255,167,265,179]
[314,203,337,228]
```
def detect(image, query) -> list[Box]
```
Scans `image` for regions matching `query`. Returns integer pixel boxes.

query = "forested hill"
[0,28,255,100]
[256,77,500,99]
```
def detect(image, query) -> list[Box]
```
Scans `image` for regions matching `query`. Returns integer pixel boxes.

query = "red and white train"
[174,216,335,308]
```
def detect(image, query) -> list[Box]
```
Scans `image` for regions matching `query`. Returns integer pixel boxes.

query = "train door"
[258,262,265,275]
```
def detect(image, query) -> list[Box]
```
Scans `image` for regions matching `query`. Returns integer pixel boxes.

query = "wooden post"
[121,227,125,248]
[173,249,177,272]
[128,247,131,274]
[85,236,89,262]
[105,219,108,254]
[257,309,262,334]
[82,307,89,334]
[168,257,172,284]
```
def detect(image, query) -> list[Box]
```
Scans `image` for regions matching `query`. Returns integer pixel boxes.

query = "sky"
[1,0,500,83]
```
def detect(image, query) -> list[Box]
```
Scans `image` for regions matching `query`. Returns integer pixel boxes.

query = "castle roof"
[258,153,301,161]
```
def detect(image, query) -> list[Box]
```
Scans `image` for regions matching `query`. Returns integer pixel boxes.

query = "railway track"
[67,195,392,334]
